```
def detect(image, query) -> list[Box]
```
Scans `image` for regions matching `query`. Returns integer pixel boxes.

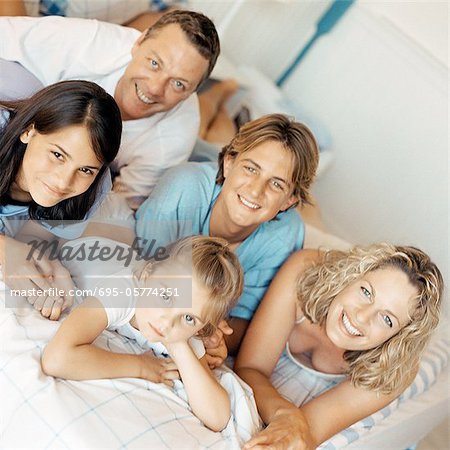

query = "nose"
[355,304,376,324]
[54,168,76,192]
[147,76,166,98]
[158,315,173,333]
[249,177,265,199]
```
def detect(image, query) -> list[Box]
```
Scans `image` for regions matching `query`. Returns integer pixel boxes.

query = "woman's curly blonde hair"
[297,243,443,394]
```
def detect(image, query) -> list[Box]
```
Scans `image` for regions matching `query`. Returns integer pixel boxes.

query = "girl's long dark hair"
[0,80,122,221]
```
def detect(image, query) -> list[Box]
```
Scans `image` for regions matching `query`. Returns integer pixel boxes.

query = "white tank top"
[285,317,347,382]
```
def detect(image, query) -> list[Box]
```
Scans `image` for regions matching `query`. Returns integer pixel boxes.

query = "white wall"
[189,0,331,79]
[280,2,448,313]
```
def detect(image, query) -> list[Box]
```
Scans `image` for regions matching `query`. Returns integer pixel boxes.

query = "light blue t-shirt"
[136,162,304,321]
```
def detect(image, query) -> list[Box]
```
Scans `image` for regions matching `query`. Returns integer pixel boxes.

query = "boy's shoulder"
[244,209,304,258]
[162,162,217,190]
[142,162,218,211]
[261,209,304,239]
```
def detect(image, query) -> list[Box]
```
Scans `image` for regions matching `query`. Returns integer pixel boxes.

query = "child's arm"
[166,340,231,432]
[42,297,178,384]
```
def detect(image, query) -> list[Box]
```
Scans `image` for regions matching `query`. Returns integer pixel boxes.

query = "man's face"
[114,24,209,120]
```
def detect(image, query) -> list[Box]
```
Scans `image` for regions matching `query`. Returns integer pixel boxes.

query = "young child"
[42,235,243,432]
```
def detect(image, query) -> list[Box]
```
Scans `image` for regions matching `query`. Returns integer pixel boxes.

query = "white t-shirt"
[61,236,205,359]
[0,16,200,201]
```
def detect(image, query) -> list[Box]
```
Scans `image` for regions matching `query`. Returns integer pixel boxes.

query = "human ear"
[19,125,35,144]
[280,195,299,212]
[223,153,236,179]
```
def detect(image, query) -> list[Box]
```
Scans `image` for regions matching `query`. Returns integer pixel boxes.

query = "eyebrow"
[242,158,289,185]
[151,50,191,86]
[52,143,101,170]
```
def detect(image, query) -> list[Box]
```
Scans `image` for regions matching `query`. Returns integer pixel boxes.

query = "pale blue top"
[136,162,304,321]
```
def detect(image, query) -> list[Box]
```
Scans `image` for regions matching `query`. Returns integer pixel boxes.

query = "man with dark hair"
[0,10,220,206]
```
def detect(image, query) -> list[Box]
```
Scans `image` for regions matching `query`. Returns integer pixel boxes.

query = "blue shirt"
[136,162,304,320]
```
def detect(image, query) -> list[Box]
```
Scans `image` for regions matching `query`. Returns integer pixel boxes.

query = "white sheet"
[2,225,448,449]
[1,292,261,449]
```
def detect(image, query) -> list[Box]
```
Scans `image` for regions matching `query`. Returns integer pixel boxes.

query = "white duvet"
[1,291,261,449]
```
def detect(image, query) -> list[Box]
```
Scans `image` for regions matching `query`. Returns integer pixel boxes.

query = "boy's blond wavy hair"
[297,243,443,394]
[216,113,319,208]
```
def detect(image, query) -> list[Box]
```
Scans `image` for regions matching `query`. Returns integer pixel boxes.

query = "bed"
[0,48,448,450]
[1,224,448,449]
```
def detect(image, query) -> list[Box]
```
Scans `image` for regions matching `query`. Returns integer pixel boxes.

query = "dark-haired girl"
[0,80,122,320]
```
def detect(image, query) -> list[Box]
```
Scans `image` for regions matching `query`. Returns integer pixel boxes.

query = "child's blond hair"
[141,236,243,337]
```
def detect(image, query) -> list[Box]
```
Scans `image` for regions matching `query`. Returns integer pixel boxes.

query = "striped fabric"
[24,0,185,24]
[1,285,447,448]
[270,334,449,449]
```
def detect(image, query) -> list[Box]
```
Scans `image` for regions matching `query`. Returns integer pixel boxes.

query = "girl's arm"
[236,249,403,449]
[42,297,176,382]
[166,340,231,432]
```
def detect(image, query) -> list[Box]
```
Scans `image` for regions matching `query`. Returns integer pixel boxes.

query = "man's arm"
[0,16,137,84]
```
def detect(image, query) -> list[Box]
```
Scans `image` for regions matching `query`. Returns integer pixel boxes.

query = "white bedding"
[0,293,261,449]
[2,225,448,449]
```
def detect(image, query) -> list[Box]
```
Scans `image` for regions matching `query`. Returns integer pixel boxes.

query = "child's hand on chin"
[138,351,180,386]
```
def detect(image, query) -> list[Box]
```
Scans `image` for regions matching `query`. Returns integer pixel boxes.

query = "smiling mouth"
[342,312,363,336]
[135,83,156,105]
[238,194,260,210]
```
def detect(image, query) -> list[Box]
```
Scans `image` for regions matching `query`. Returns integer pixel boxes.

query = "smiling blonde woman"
[235,244,443,450]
